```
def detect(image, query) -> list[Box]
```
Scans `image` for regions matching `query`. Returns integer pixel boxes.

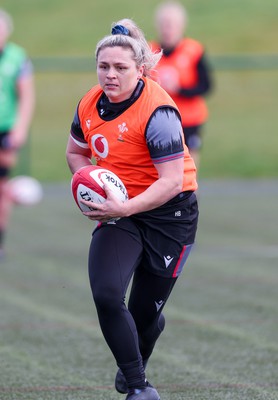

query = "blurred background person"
[150,1,212,168]
[0,9,35,257]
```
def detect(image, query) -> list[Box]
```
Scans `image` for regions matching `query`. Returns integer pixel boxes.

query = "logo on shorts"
[155,300,164,312]
[164,255,174,268]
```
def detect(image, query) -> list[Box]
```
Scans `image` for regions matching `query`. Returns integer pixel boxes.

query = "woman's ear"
[138,65,145,79]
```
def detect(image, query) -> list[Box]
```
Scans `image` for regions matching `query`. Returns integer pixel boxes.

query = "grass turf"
[0,180,277,400]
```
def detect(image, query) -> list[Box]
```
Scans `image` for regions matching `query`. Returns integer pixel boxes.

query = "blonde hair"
[95,18,162,77]
[0,9,14,35]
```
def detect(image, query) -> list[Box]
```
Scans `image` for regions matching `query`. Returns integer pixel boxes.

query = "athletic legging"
[88,223,177,388]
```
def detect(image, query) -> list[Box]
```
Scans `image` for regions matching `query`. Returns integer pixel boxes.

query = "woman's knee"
[92,286,124,315]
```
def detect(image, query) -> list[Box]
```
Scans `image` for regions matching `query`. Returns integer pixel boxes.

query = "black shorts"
[183,125,202,150]
[93,191,199,278]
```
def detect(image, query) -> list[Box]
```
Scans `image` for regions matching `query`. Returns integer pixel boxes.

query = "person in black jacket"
[151,1,213,168]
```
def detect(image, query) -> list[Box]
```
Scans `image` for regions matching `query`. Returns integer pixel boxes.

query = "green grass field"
[1,181,277,400]
[2,0,278,180]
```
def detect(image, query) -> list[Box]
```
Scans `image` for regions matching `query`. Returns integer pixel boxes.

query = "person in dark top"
[150,0,213,168]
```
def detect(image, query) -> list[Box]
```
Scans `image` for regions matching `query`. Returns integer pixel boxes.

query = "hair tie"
[111,24,129,36]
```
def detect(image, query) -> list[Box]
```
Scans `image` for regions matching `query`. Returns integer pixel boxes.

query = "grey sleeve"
[146,107,185,164]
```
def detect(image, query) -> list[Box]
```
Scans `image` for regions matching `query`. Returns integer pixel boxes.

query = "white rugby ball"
[71,165,128,213]
[9,176,43,206]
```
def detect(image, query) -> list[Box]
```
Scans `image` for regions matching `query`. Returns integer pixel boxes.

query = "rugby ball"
[8,176,43,206]
[71,165,128,213]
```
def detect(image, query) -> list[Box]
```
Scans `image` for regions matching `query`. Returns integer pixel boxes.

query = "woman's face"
[156,8,185,49]
[97,46,144,103]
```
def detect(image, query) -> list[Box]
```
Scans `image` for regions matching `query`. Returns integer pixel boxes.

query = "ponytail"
[95,18,162,77]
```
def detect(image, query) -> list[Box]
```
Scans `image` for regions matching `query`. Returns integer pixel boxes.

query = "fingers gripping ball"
[71,165,129,213]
